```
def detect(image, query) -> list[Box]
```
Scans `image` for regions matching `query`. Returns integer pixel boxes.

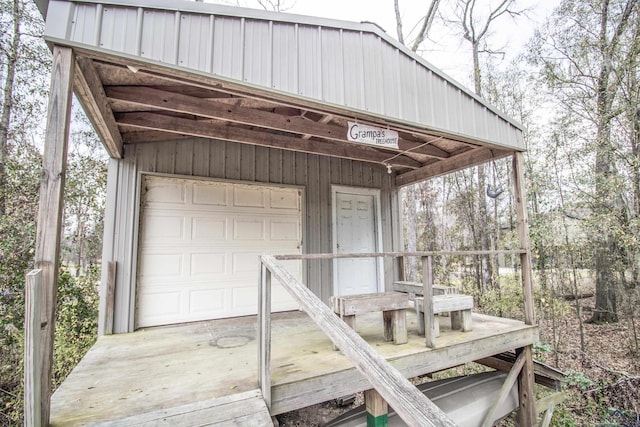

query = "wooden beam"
[480,351,525,427]
[74,57,123,158]
[258,263,272,410]
[106,86,450,159]
[365,389,389,427]
[35,45,74,426]
[116,112,423,169]
[512,151,537,426]
[395,147,510,186]
[101,261,116,335]
[422,256,436,349]
[261,255,456,427]
[24,270,42,427]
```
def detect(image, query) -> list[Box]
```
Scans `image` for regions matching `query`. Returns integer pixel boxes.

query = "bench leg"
[434,315,440,338]
[334,314,356,350]
[383,311,393,342]
[383,310,407,345]
[451,310,472,332]
[416,307,425,335]
[451,310,462,330]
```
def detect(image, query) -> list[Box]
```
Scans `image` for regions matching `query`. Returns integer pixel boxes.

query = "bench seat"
[331,292,409,345]
[415,294,473,337]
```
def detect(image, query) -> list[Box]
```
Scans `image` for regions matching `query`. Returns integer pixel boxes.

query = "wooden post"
[365,389,388,427]
[101,261,117,335]
[422,256,436,348]
[513,151,537,426]
[258,260,272,409]
[34,45,74,426]
[24,270,43,427]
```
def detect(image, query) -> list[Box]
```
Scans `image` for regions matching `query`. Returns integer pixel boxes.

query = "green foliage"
[53,269,99,388]
[565,369,595,390]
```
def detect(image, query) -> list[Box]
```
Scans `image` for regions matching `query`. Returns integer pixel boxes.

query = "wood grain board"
[50,310,537,425]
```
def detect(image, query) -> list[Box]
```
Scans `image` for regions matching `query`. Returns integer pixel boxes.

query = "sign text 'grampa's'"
[347,122,399,149]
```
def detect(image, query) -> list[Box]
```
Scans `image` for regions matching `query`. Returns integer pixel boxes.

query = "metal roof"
[41,0,525,185]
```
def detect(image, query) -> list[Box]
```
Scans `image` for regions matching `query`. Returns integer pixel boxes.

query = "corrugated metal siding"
[100,139,398,333]
[45,0,524,149]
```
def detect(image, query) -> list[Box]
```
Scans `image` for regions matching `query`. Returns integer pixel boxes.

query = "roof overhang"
[42,0,524,186]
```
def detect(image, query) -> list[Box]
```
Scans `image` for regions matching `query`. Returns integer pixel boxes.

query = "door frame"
[331,185,384,296]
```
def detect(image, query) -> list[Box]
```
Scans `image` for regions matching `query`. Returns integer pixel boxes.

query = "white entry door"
[332,187,382,296]
[136,176,302,328]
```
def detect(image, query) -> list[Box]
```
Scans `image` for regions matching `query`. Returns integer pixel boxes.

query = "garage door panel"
[189,289,226,313]
[270,188,299,209]
[233,218,266,240]
[190,252,227,276]
[139,253,183,278]
[191,217,228,241]
[234,186,267,208]
[137,176,302,328]
[271,220,301,240]
[137,291,182,320]
[192,182,229,206]
[144,179,186,205]
[143,215,185,241]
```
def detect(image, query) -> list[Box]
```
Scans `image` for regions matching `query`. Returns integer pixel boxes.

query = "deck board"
[50,310,538,425]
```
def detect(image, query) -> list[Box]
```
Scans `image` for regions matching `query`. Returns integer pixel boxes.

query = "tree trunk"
[0,0,21,219]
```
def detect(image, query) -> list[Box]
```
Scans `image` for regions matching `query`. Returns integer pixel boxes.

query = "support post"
[513,151,537,426]
[258,260,272,409]
[365,389,388,427]
[24,270,43,427]
[422,256,436,348]
[101,261,116,335]
[34,45,74,426]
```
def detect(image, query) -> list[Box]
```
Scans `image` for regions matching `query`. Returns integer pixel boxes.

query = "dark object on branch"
[486,184,504,198]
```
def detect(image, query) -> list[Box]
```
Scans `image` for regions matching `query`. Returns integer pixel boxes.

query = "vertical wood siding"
[101,139,399,333]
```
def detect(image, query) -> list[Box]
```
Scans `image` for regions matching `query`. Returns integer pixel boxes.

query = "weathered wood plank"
[24,270,42,427]
[274,250,526,260]
[513,151,537,427]
[365,389,388,427]
[415,295,474,314]
[395,147,511,186]
[102,261,116,335]
[480,351,525,427]
[75,57,123,158]
[116,112,422,169]
[258,264,272,410]
[422,256,436,349]
[393,281,456,296]
[92,389,272,426]
[261,255,456,427]
[35,45,74,426]
[332,292,409,316]
[105,85,450,159]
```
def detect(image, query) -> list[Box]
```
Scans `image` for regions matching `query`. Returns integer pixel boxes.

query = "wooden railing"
[258,249,536,426]
[259,254,458,427]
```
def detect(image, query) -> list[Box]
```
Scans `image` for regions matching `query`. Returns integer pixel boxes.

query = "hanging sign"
[347,121,399,149]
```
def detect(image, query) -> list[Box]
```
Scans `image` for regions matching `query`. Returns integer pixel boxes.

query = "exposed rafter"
[116,112,424,169]
[105,86,451,160]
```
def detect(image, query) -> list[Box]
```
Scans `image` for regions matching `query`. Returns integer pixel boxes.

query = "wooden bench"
[414,294,473,337]
[331,292,409,345]
[392,281,456,301]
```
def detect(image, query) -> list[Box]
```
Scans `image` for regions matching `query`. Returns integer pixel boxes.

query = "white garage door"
[136,176,302,328]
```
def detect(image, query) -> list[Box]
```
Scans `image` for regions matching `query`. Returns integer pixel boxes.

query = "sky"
[217,0,559,89]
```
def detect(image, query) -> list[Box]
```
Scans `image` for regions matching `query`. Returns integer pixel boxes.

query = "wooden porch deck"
[50,309,538,426]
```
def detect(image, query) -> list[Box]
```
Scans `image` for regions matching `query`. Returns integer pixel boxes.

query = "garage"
[136,175,302,328]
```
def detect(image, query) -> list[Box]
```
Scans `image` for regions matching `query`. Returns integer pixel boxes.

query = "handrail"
[274,249,526,260]
[258,255,456,427]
